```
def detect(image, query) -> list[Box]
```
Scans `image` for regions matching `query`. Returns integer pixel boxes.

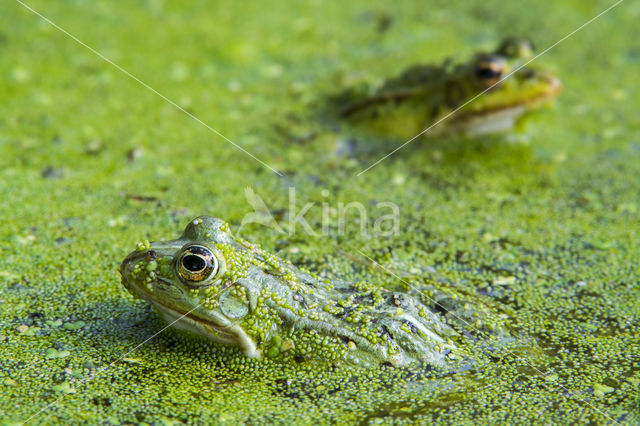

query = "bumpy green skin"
[120,216,459,367]
[335,37,561,138]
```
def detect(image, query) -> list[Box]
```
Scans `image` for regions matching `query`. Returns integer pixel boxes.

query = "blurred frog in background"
[335,37,561,139]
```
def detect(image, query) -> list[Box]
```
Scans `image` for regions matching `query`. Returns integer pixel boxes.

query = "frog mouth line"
[461,75,562,119]
[126,278,260,357]
[462,91,558,118]
[451,80,561,135]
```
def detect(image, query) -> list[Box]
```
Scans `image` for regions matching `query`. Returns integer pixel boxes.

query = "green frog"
[120,216,483,367]
[336,37,561,138]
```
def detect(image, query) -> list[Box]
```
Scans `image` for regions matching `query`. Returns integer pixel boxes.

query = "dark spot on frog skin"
[392,294,410,309]
[353,294,375,307]
[293,292,310,308]
[402,320,420,334]
[433,302,448,316]
[379,324,394,341]
[337,335,351,346]
[444,80,467,109]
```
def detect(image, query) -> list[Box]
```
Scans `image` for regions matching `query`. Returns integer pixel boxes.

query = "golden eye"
[474,57,506,87]
[176,245,219,284]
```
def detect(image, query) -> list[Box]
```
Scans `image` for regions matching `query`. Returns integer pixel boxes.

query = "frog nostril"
[182,254,206,272]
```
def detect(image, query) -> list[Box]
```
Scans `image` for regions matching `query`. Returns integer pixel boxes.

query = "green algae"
[1,0,640,424]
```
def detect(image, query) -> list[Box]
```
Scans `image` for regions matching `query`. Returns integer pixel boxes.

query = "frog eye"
[176,245,219,284]
[496,37,535,59]
[474,57,506,87]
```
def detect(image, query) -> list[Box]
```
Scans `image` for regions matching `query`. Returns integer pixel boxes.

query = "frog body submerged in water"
[336,37,561,138]
[121,216,464,367]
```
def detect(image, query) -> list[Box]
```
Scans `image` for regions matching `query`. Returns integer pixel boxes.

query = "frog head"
[339,37,561,137]
[446,37,561,134]
[120,216,263,357]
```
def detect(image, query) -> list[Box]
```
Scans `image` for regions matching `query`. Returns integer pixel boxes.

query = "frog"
[120,216,473,367]
[335,37,561,138]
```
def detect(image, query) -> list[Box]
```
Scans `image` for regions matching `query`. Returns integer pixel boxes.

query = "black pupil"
[476,66,502,80]
[183,254,206,272]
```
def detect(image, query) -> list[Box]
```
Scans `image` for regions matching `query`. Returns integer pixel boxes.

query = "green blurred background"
[1,0,639,423]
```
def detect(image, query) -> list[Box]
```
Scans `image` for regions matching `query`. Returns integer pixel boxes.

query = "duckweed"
[2,0,639,424]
